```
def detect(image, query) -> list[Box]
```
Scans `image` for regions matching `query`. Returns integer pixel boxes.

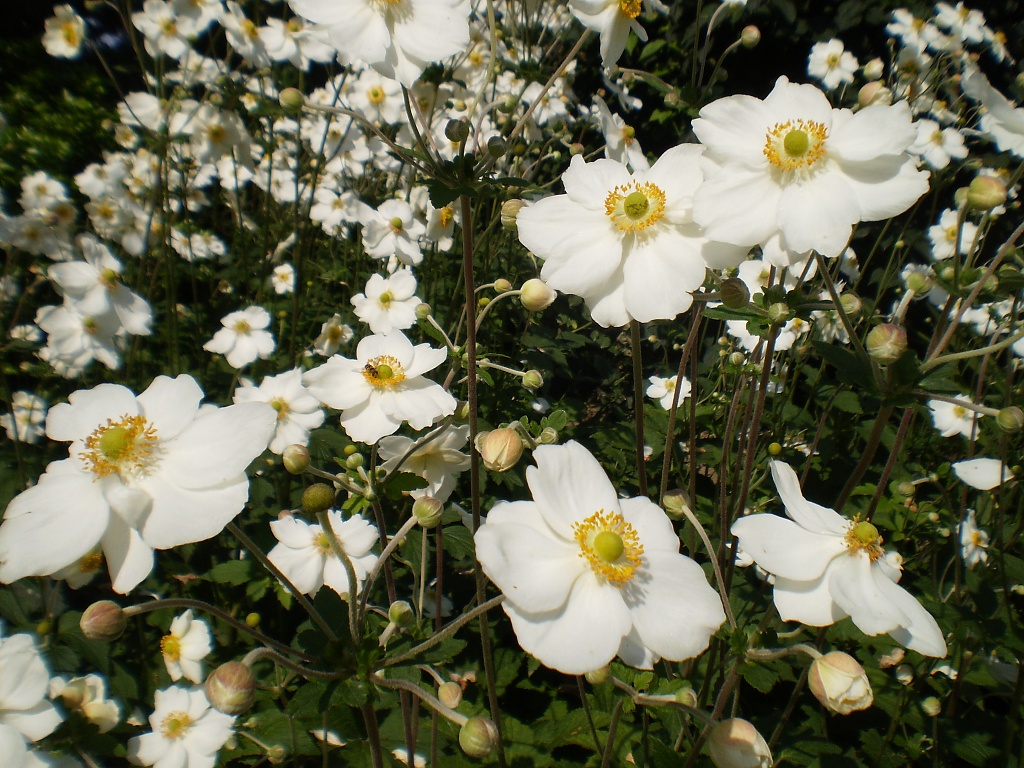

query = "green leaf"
[205,559,256,585]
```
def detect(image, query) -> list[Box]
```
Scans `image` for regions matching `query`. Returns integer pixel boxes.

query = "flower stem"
[315,510,361,643]
[630,319,648,497]
[382,595,505,669]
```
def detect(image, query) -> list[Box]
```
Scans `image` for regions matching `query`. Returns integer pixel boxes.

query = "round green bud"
[896,481,916,498]
[921,697,941,717]
[728,351,746,366]
[662,488,691,519]
[412,496,444,528]
[486,136,507,158]
[415,303,432,320]
[585,666,610,685]
[279,87,305,112]
[939,266,956,283]
[740,25,760,47]
[905,270,933,295]
[445,119,470,143]
[967,175,1007,211]
[388,601,415,627]
[459,717,499,759]
[538,426,558,445]
[768,442,783,456]
[80,601,128,642]
[664,91,681,108]
[494,278,513,293]
[866,323,908,365]
[569,142,585,155]
[997,406,1024,434]
[767,302,790,324]
[245,612,261,627]
[497,95,518,114]
[523,369,544,391]
[501,199,524,230]
[510,140,528,156]
[438,681,463,709]
[674,686,698,708]
[839,293,862,317]
[282,444,310,475]
[343,444,358,456]
[267,745,287,764]
[35,619,53,636]
[205,661,257,715]
[520,278,557,312]
[720,278,750,309]
[301,483,335,514]
[345,453,364,470]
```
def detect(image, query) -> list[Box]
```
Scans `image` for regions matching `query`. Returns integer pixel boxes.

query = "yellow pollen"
[826,53,840,67]
[81,415,158,479]
[362,355,406,389]
[439,207,454,227]
[62,22,79,45]
[844,519,884,561]
[604,181,666,233]
[970,531,984,546]
[945,226,959,244]
[160,710,193,739]
[270,397,290,420]
[573,510,644,586]
[379,291,393,307]
[619,0,642,19]
[160,633,181,662]
[368,86,386,105]
[233,319,252,333]
[80,552,103,573]
[764,119,829,172]
[327,326,343,342]
[314,531,333,555]
[953,405,967,418]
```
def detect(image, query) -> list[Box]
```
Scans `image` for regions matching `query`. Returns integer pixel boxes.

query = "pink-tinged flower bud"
[80,601,127,642]
[808,651,873,714]
[858,82,893,107]
[279,88,305,112]
[967,175,1007,210]
[413,496,444,528]
[438,681,463,709]
[459,717,499,758]
[501,200,524,231]
[520,279,557,312]
[301,483,335,514]
[866,323,907,365]
[839,293,862,317]
[476,428,524,472]
[205,662,257,715]
[282,444,310,474]
[740,25,760,48]
[707,718,772,768]
[863,58,885,80]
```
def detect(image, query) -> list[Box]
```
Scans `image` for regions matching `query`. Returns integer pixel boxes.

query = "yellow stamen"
[362,355,406,389]
[619,0,642,19]
[604,181,666,233]
[844,519,884,561]
[160,711,193,739]
[764,119,829,172]
[160,633,181,662]
[81,415,158,479]
[573,510,644,586]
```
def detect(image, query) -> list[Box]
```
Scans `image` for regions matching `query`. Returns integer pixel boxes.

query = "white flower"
[48,674,120,733]
[378,424,471,503]
[961,66,1024,157]
[517,145,746,327]
[161,611,212,684]
[592,95,649,171]
[1,392,47,445]
[908,120,968,170]
[0,722,53,768]
[0,631,63,742]
[233,369,325,455]
[203,306,276,369]
[934,2,987,44]
[807,39,859,90]
[0,375,276,593]
[36,303,122,377]
[952,458,1012,490]
[42,5,86,58]
[303,329,455,445]
[693,77,930,259]
[351,269,422,334]
[270,264,296,295]
[959,509,989,568]
[132,0,197,60]
[568,0,664,69]
[731,461,947,657]
[127,686,234,768]
[475,441,726,674]
[360,200,426,266]
[267,511,379,599]
[645,375,691,411]
[927,397,980,438]
[313,314,354,357]
[927,209,978,261]
[288,0,471,88]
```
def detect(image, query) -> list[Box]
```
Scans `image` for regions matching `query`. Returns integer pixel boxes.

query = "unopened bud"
[866,323,908,365]
[863,58,885,80]
[389,601,415,627]
[897,481,916,497]
[80,601,127,642]
[445,119,470,143]
[415,303,432,320]
[585,666,610,685]
[808,651,873,714]
[895,664,914,685]
[246,612,261,627]
[967,175,1007,210]
[767,302,790,324]
[438,682,463,709]
[460,717,499,759]
[740,25,760,48]
[538,426,558,444]
[921,696,941,717]
[997,406,1024,433]
[282,444,310,474]
[768,442,783,456]
[523,369,544,391]
[662,488,691,520]
[486,136,507,158]
[569,142,585,155]
[520,278,557,312]
[858,81,893,107]
[494,278,512,293]
[728,351,745,366]
[279,88,305,111]
[501,199,524,230]
[476,428,524,472]
[267,745,287,764]
[905,270,933,295]
[497,95,518,114]
[205,662,257,715]
[301,483,335,514]
[412,496,444,528]
[720,278,750,309]
[707,718,772,768]
[839,293,862,317]
[674,685,698,708]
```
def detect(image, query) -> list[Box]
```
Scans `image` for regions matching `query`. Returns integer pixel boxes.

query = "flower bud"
[967,175,1007,210]
[301,483,335,514]
[523,369,544,391]
[740,25,760,48]
[921,696,941,717]
[768,442,783,456]
[662,488,691,520]
[476,428,524,472]
[728,351,746,366]
[245,612,261,627]
[345,452,365,470]
[438,681,463,709]
[707,718,772,768]
[863,57,885,80]
[674,685,698,708]
[80,601,127,642]
[585,666,610,685]
[460,717,499,758]
[445,119,470,143]
[205,662,257,715]
[520,278,557,312]
[839,293,862,317]
[905,270,933,295]
[497,95,518,114]
[494,278,512,293]
[858,81,893,107]
[895,664,914,685]
[412,496,444,528]
[279,87,305,111]
[866,323,907,365]
[415,303,432,320]
[808,651,873,714]
[486,136,507,158]
[767,302,790,324]
[997,406,1024,433]
[720,278,750,309]
[538,426,558,444]
[267,745,287,764]
[569,142,585,155]
[501,201,525,233]
[389,601,415,627]
[282,444,310,474]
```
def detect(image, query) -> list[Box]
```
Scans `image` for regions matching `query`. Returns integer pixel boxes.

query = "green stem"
[630,319,649,496]
[315,510,360,643]
[382,595,505,669]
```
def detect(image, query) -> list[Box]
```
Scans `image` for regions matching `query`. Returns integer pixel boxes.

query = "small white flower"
[908,120,968,170]
[270,263,296,295]
[378,424,471,503]
[645,375,691,411]
[927,209,978,261]
[360,200,426,266]
[958,509,989,568]
[127,685,235,768]
[807,39,859,90]
[1,392,47,444]
[927,397,979,439]
[42,4,86,58]
[204,306,276,369]
[351,269,422,334]
[313,314,354,357]
[161,611,212,684]
[233,369,325,454]
[49,674,120,733]
[0,631,63,742]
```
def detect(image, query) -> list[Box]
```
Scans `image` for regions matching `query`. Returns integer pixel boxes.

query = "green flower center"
[764,119,829,172]
[573,510,644,586]
[82,415,158,479]
[593,530,625,563]
[160,711,193,739]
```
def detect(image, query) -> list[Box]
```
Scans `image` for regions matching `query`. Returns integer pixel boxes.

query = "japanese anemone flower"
[692,77,929,263]
[731,461,946,657]
[475,441,726,674]
[516,145,747,328]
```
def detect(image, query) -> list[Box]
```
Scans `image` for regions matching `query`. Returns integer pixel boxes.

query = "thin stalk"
[382,595,505,669]
[659,304,705,504]
[630,319,649,496]
[240,647,346,680]
[359,516,419,623]
[315,510,361,643]
[834,405,895,512]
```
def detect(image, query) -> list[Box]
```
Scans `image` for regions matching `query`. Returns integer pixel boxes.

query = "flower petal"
[731,513,846,580]
[769,461,849,535]
[526,441,621,538]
